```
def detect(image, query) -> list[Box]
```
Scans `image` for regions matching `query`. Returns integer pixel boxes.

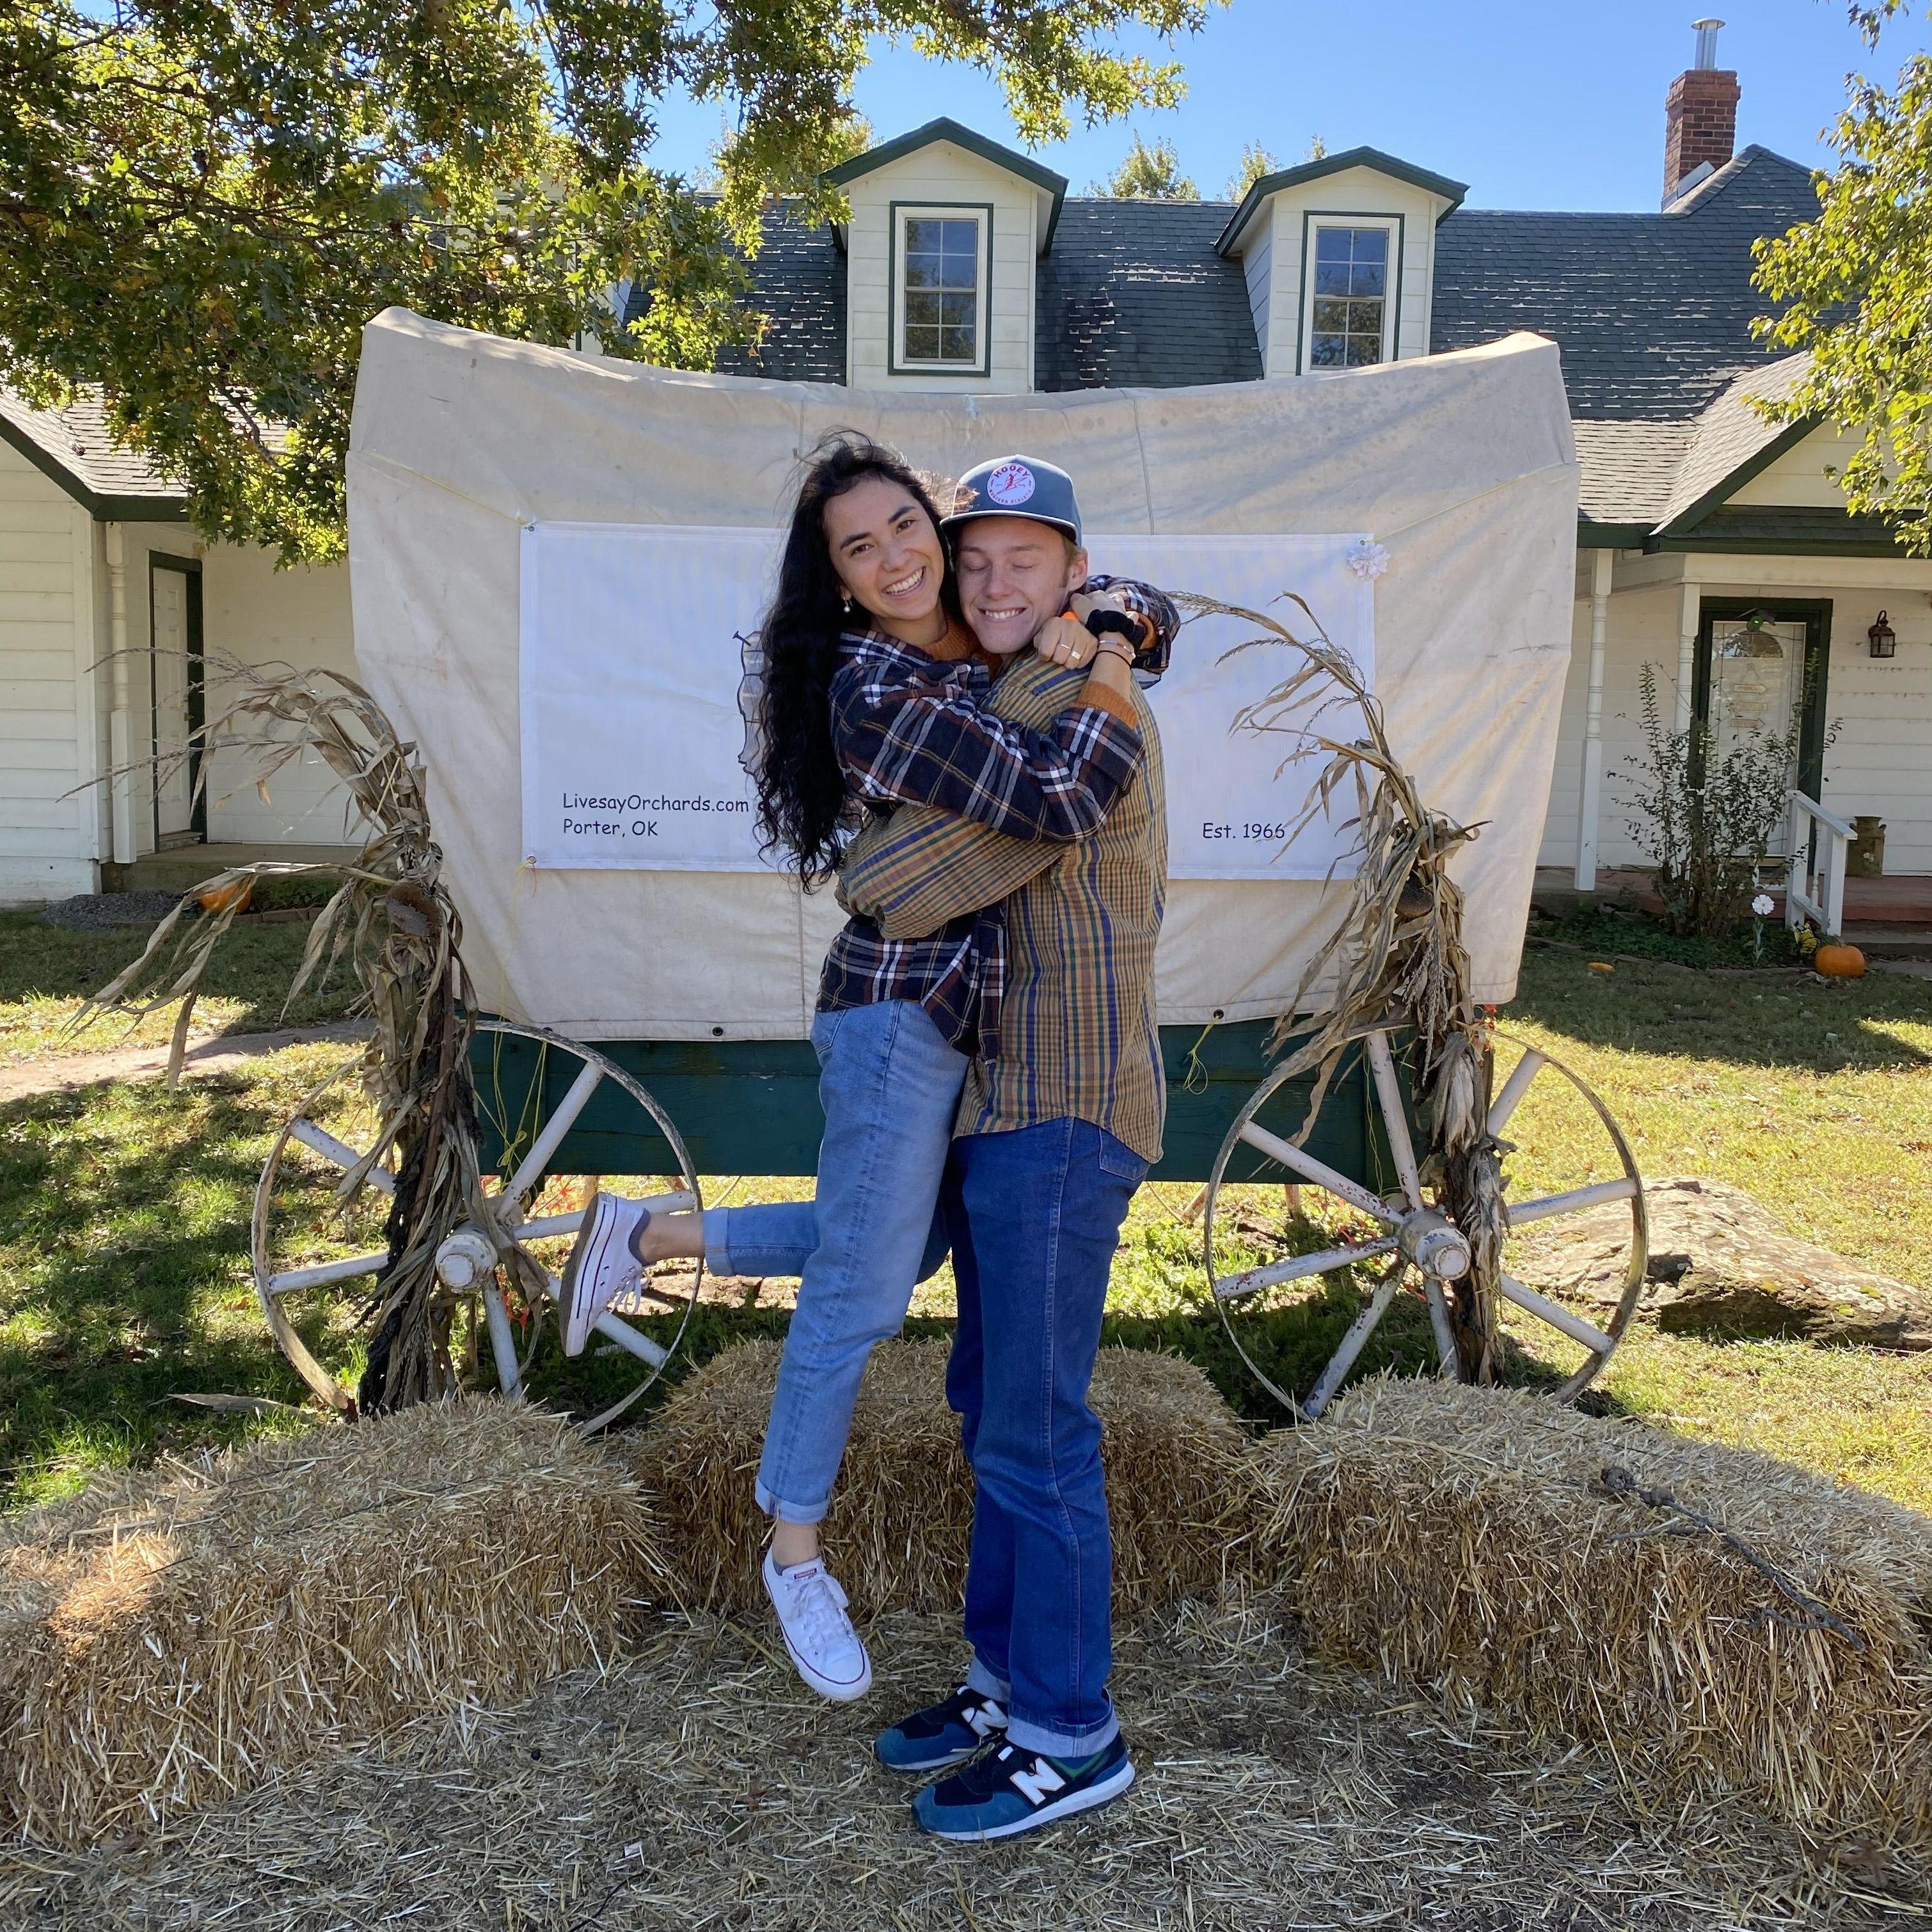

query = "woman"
[561,432,1169,1700]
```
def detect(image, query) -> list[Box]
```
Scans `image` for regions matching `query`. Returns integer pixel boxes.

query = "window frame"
[1295,212,1404,376]
[889,201,994,379]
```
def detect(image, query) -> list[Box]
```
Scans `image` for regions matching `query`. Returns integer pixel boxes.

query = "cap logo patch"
[985,461,1035,507]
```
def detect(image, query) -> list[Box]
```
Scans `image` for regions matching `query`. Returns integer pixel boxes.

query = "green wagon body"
[471,1020,1404,1189]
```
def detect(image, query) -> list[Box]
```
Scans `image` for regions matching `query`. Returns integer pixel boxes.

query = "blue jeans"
[704,999,963,1525]
[944,1118,1149,1757]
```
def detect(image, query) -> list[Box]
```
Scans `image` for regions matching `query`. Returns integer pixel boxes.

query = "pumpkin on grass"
[1813,938,1866,979]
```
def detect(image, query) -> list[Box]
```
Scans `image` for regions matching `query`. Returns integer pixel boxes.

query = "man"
[839,455,1168,1842]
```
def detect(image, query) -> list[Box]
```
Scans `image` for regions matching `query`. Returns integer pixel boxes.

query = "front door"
[1693,598,1832,859]
[150,557,205,846]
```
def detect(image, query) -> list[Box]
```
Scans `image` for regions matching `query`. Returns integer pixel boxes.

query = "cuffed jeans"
[944,1118,1149,1757]
[704,999,963,1525]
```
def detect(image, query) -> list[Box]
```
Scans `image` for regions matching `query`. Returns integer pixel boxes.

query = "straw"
[633,1338,1262,1615]
[0,1398,663,1846]
[1254,1374,1932,1860]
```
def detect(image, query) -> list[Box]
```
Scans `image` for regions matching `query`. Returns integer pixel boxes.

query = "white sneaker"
[763,1549,873,1702]
[559,1191,648,1356]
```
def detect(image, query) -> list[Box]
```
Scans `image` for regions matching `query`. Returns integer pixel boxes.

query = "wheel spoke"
[482,1283,523,1397]
[1506,1176,1639,1226]
[1213,1236,1398,1303]
[533,1267,672,1367]
[267,1249,388,1294]
[1237,1121,1400,1226]
[1423,1275,1459,1375]
[1487,1049,1546,1137]
[1364,1031,1423,1211]
[1302,1265,1404,1420]
[1499,1272,1614,1354]
[288,1119,395,1195]
[503,1059,603,1205]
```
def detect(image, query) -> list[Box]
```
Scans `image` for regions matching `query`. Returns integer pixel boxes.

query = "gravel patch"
[38,891,189,931]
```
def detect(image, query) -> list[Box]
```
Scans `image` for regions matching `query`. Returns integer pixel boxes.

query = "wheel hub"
[434,1225,498,1290]
[1398,1207,1471,1283]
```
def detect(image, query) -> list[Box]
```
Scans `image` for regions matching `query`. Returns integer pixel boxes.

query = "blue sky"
[646,1,1932,212]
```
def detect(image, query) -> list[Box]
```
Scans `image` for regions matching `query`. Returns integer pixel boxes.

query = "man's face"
[953,517,1088,657]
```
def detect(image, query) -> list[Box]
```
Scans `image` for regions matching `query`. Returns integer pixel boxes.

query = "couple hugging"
[561,435,1174,1842]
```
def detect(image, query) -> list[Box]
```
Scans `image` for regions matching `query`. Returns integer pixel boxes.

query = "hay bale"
[0,1398,662,1847]
[635,1338,1258,1615]
[1256,1375,1932,1857]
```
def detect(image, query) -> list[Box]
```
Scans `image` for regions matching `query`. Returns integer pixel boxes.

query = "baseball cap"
[940,454,1082,546]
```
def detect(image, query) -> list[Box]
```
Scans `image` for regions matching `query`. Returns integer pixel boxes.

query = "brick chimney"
[1663,18,1739,205]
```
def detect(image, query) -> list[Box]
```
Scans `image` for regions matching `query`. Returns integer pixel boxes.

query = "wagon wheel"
[1201,1027,1647,1416]
[252,1018,704,1431]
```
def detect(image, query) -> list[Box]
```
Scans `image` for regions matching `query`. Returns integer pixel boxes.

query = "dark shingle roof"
[1035,200,1262,392]
[623,207,846,384]
[0,388,186,512]
[1429,145,1819,420]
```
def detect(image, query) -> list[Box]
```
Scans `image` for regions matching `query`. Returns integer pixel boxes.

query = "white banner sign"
[519,523,1374,879]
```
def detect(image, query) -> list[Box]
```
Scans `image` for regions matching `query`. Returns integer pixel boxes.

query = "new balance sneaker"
[763,1549,872,1702]
[874,1685,1009,1773]
[912,1736,1134,1842]
[559,1190,649,1356]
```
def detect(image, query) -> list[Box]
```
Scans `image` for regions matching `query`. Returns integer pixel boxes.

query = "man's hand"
[1067,587,1127,625]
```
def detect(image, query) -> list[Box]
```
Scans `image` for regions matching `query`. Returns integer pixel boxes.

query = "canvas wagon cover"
[346,310,1577,1040]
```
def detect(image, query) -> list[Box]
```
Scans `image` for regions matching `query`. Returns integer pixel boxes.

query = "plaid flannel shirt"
[818,577,1176,1056]
[838,653,1168,1162]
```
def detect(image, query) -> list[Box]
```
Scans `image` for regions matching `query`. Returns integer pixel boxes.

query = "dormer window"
[892,205,991,376]
[1306,221,1398,369]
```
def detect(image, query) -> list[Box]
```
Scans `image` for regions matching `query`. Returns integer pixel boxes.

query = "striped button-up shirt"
[816,580,1175,1057]
[837,653,1168,1163]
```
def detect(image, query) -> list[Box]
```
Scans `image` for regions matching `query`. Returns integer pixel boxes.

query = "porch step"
[1841,925,1932,962]
[102,843,358,895]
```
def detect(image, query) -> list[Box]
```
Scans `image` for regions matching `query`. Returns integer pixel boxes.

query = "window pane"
[938,219,976,251]
[940,255,977,290]
[904,326,942,361]
[1309,333,1347,367]
[904,252,940,290]
[1315,227,1352,261]
[905,218,945,251]
[939,325,974,361]
[1345,333,1381,367]
[938,291,975,328]
[1350,228,1388,265]
[1349,260,1386,297]
[905,289,942,328]
[1311,298,1350,334]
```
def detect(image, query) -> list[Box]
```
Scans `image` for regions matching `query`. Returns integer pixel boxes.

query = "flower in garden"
[1345,539,1391,581]
[1752,894,1775,917]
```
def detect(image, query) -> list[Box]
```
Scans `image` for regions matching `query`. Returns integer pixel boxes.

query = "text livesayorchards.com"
[562,790,752,837]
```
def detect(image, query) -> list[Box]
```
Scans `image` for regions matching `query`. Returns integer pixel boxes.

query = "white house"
[4,20,1927,922]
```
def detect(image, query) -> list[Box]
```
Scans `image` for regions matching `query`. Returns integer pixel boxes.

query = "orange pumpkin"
[1813,942,1866,979]
[196,878,254,915]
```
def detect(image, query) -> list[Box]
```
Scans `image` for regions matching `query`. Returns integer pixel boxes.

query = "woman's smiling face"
[821,475,947,643]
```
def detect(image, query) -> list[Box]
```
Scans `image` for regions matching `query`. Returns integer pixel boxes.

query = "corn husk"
[1256,1374,1932,1858]
[0,1399,664,1846]
[633,1338,1261,1615]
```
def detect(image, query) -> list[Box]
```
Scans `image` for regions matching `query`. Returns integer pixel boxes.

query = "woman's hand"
[1033,612,1101,669]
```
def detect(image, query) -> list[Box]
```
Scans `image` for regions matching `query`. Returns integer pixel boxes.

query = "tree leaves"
[0,0,1213,562]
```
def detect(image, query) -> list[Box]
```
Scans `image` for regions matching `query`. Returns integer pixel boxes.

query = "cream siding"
[842,142,1038,392]
[0,441,95,899]
[1242,221,1273,368]
[199,546,361,844]
[1729,422,1872,508]
[1542,555,1932,879]
[1247,168,1444,377]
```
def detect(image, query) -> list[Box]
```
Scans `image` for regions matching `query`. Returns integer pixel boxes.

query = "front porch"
[1533,864,1932,954]
[102,841,358,896]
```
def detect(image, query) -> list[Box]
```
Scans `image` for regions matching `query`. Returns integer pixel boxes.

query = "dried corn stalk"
[76,658,502,1414]
[1180,590,1507,1379]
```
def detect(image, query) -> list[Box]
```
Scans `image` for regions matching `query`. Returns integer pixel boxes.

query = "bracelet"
[1091,635,1136,665]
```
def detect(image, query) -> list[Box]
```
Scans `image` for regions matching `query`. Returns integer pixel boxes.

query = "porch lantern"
[1868,611,1897,658]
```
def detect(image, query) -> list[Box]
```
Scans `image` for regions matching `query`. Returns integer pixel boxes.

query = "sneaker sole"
[917,1760,1135,1842]
[559,1191,612,1356]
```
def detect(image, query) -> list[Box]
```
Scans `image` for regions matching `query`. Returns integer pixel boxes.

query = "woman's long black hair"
[752,432,961,885]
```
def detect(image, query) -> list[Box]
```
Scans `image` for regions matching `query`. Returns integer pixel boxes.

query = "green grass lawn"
[1,912,1928,1518]
[0,907,359,1064]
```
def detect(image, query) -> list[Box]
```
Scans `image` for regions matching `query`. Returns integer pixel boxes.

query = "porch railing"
[1786,790,1854,935]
